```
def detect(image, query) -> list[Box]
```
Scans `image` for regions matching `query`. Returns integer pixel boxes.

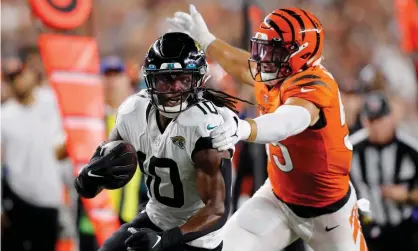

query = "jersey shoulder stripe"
[291,74,321,84]
[285,68,334,90]
[280,67,336,108]
[298,80,331,89]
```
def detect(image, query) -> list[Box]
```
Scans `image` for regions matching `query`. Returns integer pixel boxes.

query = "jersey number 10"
[138,155,185,208]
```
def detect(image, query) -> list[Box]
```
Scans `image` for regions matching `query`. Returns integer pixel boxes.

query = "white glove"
[210,107,251,151]
[166,4,216,51]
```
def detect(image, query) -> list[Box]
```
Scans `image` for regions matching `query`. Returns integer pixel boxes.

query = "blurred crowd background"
[1,0,418,251]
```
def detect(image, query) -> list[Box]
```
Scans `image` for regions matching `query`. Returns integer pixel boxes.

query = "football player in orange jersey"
[168,5,370,251]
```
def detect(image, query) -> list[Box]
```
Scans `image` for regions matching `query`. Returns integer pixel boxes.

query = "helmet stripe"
[281,9,306,40]
[271,13,295,42]
[301,10,320,61]
[265,18,284,41]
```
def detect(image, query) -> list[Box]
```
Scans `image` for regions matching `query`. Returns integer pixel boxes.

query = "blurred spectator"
[350,93,418,251]
[101,56,132,112]
[1,58,66,251]
[1,79,14,104]
[126,58,143,91]
[18,45,46,86]
[340,65,391,134]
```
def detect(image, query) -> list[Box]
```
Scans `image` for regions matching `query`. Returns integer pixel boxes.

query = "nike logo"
[301,87,314,93]
[127,227,138,234]
[152,235,161,248]
[325,225,339,232]
[207,124,217,130]
[88,170,104,178]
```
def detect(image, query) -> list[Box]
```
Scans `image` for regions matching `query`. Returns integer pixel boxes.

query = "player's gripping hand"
[166,4,215,51]
[75,142,135,198]
[125,227,183,251]
[210,107,251,151]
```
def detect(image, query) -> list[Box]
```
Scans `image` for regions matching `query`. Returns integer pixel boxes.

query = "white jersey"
[116,91,232,249]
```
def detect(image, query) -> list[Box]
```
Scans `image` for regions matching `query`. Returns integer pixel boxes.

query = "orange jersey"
[254,65,352,208]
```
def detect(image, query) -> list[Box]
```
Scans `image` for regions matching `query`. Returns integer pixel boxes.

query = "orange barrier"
[28,0,92,30]
[395,0,418,53]
[56,238,75,251]
[39,34,120,247]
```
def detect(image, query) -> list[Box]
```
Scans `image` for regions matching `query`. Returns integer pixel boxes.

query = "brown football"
[101,140,138,190]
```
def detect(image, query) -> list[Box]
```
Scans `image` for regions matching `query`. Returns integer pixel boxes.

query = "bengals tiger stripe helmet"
[249,8,324,84]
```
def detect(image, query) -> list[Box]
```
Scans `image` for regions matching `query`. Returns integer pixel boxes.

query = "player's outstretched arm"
[167,5,254,86]
[206,39,254,86]
[210,99,320,150]
[180,149,232,236]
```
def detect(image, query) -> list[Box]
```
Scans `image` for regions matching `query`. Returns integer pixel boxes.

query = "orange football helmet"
[249,8,325,83]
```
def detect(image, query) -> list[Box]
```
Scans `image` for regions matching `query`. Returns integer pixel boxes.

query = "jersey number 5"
[139,156,185,208]
[338,90,353,151]
[270,89,352,173]
[271,142,294,172]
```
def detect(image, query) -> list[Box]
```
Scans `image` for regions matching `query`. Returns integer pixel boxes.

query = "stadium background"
[1,0,417,251]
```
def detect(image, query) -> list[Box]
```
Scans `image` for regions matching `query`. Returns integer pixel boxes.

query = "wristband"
[246,119,258,142]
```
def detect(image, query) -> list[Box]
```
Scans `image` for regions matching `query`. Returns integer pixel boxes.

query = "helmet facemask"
[248,38,300,84]
[144,67,206,118]
[143,32,208,117]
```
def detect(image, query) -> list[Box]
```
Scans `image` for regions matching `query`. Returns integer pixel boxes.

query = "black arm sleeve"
[192,137,234,161]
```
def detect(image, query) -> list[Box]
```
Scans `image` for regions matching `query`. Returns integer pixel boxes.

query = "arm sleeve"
[250,105,311,144]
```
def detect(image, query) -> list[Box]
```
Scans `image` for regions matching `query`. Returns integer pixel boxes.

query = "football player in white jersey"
[74,32,249,251]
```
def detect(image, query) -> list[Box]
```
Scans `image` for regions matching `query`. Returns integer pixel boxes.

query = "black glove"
[125,227,184,251]
[75,142,135,198]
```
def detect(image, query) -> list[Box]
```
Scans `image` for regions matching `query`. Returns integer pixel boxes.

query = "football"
[100,140,138,190]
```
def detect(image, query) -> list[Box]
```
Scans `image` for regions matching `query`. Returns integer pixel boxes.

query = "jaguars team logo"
[171,136,186,149]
